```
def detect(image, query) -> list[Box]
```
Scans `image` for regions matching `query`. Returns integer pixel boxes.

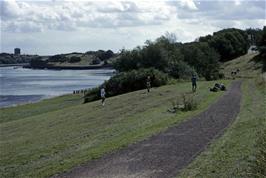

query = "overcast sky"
[1,0,265,55]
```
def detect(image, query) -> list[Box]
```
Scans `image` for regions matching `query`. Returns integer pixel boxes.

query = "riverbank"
[0,63,29,67]
[0,95,56,108]
[23,64,113,70]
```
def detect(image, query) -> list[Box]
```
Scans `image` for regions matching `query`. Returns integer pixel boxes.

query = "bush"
[168,60,196,79]
[30,58,48,69]
[83,87,100,103]
[68,56,81,63]
[181,42,220,81]
[218,73,225,79]
[84,68,169,103]
[182,93,198,111]
[48,55,68,63]
[91,58,101,65]
[168,93,198,113]
[96,50,114,60]
[104,68,168,96]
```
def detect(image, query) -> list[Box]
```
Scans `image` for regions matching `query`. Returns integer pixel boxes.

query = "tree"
[30,57,48,68]
[68,56,81,63]
[258,26,266,57]
[200,28,249,61]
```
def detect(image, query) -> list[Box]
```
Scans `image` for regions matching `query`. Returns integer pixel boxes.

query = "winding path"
[56,80,242,178]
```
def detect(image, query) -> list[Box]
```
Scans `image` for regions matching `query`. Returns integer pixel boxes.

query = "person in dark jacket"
[191,74,197,92]
[146,76,151,93]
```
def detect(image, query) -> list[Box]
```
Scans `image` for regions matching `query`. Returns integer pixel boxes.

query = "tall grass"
[247,129,266,177]
[247,75,266,177]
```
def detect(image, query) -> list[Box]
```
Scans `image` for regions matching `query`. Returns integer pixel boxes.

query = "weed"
[182,93,198,111]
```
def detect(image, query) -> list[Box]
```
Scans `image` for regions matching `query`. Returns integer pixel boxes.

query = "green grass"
[177,51,266,178]
[0,80,229,178]
[0,94,83,123]
[177,78,266,178]
[221,52,263,78]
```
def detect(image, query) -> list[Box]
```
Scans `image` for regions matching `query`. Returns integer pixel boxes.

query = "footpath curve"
[56,80,242,178]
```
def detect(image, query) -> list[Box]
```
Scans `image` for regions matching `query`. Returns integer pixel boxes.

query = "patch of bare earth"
[54,81,242,178]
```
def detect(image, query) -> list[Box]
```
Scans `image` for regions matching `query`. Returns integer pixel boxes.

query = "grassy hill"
[1,52,264,177]
[0,80,229,177]
[178,53,266,177]
[221,52,264,78]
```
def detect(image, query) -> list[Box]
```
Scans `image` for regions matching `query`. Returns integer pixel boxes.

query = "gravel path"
[55,80,242,178]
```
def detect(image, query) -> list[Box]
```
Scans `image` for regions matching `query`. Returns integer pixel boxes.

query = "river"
[0,67,114,108]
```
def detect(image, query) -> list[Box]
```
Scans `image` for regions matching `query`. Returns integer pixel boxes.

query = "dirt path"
[55,81,242,178]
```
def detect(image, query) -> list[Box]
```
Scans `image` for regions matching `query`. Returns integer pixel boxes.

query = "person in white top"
[100,87,106,106]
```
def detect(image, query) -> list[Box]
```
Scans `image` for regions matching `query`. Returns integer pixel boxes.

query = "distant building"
[14,48,21,55]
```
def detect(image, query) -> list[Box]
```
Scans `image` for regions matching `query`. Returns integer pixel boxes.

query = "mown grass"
[0,80,229,178]
[0,94,83,123]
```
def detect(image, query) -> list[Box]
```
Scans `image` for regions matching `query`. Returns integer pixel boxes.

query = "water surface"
[0,67,114,107]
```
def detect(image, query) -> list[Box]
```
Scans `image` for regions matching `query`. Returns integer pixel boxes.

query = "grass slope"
[221,52,263,78]
[178,78,266,178]
[0,94,83,124]
[0,80,229,178]
[178,52,266,177]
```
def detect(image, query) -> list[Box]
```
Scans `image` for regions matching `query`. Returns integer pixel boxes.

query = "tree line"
[114,28,254,81]
[83,27,265,103]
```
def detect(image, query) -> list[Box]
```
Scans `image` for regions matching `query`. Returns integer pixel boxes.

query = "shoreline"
[0,63,29,67]
[23,64,114,70]
[0,63,114,70]
[0,94,61,109]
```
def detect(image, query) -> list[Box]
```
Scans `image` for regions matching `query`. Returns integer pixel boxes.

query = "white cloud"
[0,0,265,55]
[0,0,21,19]
[180,0,198,10]
[0,0,177,32]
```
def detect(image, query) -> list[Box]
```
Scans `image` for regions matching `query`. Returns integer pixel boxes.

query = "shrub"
[103,68,168,97]
[48,54,68,63]
[84,68,169,103]
[30,58,48,69]
[68,56,81,63]
[182,93,198,111]
[168,60,197,79]
[218,73,225,79]
[91,58,101,65]
[83,87,100,103]
[168,93,198,113]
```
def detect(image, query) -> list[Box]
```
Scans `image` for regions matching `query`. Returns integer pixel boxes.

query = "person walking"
[191,74,197,92]
[100,87,106,106]
[146,76,151,93]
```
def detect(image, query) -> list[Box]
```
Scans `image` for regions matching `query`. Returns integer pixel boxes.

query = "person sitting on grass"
[210,83,226,92]
[146,76,151,93]
[100,87,106,106]
[191,74,197,92]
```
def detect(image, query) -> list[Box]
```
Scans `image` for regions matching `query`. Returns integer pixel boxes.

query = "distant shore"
[23,64,114,70]
[0,63,114,70]
[0,63,29,67]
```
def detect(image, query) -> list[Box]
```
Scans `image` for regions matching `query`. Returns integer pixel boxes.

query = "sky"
[0,0,265,55]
